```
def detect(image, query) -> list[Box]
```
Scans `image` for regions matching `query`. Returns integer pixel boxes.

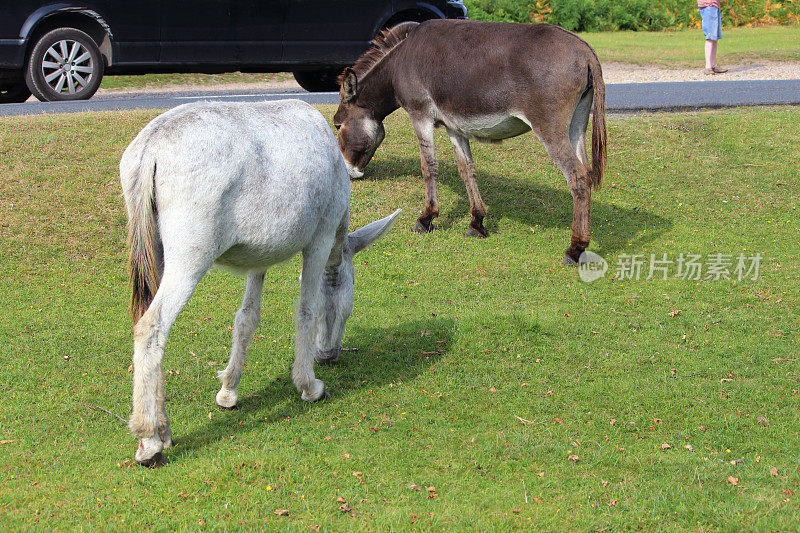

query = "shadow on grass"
[367,156,671,257]
[170,318,453,459]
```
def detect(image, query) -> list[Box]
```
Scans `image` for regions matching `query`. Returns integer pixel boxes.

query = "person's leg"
[705,39,715,70]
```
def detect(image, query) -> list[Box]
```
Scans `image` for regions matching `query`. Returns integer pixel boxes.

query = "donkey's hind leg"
[130,264,207,466]
[569,88,594,168]
[448,130,488,237]
[216,271,266,409]
[541,133,593,265]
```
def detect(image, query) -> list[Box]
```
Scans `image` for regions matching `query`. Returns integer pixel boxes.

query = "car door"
[90,1,161,64]
[160,0,286,65]
[283,0,394,64]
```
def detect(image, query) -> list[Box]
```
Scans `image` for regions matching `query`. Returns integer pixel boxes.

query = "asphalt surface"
[1,79,799,116]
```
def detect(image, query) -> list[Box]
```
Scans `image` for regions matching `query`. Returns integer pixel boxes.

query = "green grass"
[99,71,294,91]
[581,25,800,66]
[0,106,798,530]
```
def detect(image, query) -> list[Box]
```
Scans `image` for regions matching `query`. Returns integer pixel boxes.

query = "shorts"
[699,6,722,41]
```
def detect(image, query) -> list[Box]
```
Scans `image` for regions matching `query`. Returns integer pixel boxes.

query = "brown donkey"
[334,20,607,264]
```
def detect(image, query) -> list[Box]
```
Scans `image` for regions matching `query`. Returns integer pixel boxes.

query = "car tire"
[25,28,104,102]
[0,77,32,103]
[293,69,342,93]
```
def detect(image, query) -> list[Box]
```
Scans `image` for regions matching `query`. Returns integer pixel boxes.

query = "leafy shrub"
[463,0,800,30]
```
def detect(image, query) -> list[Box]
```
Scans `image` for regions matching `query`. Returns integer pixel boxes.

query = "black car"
[0,1,467,103]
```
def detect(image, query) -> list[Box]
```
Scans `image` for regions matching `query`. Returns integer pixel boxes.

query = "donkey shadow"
[170,318,453,459]
[368,156,671,258]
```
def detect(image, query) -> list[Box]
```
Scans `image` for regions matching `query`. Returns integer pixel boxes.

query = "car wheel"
[0,78,32,103]
[25,28,104,102]
[293,69,341,93]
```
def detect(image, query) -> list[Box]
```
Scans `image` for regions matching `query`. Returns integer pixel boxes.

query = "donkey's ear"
[347,209,402,255]
[341,68,358,102]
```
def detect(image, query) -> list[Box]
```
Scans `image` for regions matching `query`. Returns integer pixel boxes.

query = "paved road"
[1,79,799,116]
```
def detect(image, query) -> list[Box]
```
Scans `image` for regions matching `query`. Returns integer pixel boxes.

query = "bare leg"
[705,39,716,70]
[292,238,333,402]
[216,271,266,409]
[129,265,206,466]
[448,130,488,237]
[410,118,439,233]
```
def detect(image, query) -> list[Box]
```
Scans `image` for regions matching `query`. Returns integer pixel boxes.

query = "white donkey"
[120,99,400,466]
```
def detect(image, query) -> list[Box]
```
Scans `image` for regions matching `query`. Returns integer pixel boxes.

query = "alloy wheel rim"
[41,39,94,95]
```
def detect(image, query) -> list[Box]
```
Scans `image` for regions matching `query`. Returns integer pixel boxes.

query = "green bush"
[463,0,800,30]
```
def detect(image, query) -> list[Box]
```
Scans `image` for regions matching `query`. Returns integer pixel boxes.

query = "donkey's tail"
[588,55,607,190]
[120,140,160,324]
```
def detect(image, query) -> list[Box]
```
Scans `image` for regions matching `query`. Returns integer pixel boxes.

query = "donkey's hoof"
[465,226,488,238]
[412,221,434,233]
[314,347,340,365]
[215,388,238,410]
[136,451,166,468]
[159,427,173,449]
[314,390,332,402]
[216,402,239,411]
[562,254,579,266]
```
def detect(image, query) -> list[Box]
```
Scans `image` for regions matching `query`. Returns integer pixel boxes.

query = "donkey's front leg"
[291,244,330,402]
[410,119,440,233]
[216,271,266,409]
[448,131,488,237]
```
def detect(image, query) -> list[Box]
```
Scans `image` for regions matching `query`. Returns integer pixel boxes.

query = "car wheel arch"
[378,6,443,35]
[22,8,113,67]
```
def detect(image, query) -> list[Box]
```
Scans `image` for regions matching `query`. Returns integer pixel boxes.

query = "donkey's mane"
[339,22,417,83]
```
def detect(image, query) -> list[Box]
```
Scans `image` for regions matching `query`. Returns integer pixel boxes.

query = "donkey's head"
[314,209,401,364]
[333,68,385,179]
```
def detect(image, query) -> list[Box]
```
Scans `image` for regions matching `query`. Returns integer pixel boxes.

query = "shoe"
[712,66,728,73]
[703,68,714,75]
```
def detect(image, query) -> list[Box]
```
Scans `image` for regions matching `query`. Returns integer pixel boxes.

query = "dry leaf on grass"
[336,496,347,503]
[661,443,671,450]
[273,509,289,516]
[770,467,779,477]
[669,309,682,317]
[727,476,739,486]
[568,454,579,462]
[407,484,422,491]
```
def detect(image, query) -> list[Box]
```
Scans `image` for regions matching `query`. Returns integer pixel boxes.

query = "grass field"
[0,105,798,530]
[98,26,800,91]
[582,25,800,66]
